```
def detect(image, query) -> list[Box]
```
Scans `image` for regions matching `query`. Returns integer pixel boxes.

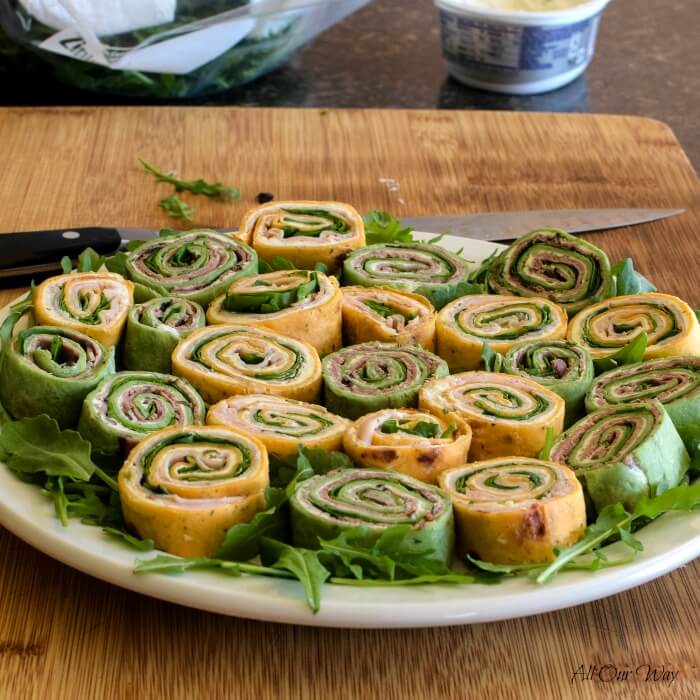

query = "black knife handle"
[0,227,122,272]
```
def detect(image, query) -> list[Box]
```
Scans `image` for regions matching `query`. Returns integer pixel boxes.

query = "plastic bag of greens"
[0,0,370,97]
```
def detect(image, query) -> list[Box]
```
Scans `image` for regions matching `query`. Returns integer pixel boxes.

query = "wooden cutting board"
[0,107,699,700]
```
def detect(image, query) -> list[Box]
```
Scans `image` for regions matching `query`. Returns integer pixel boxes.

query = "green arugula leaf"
[380,419,439,439]
[259,538,330,613]
[330,573,475,586]
[632,480,700,518]
[103,527,154,551]
[297,445,355,475]
[0,414,95,481]
[134,554,292,579]
[441,423,458,439]
[538,426,555,460]
[43,478,121,527]
[481,342,504,372]
[160,195,195,221]
[362,211,414,245]
[415,280,485,310]
[139,158,240,202]
[594,332,648,373]
[612,258,657,296]
[468,250,500,285]
[426,233,445,244]
[60,256,73,274]
[77,247,106,272]
[104,251,129,275]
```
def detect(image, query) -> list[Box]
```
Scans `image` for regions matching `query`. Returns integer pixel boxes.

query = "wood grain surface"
[0,107,698,700]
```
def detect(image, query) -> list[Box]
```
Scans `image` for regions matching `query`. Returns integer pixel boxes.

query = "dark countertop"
[0,0,698,168]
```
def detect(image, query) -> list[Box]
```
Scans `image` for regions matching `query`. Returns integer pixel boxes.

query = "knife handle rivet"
[62,231,80,240]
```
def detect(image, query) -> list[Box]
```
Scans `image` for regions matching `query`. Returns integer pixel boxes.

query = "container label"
[439,9,599,76]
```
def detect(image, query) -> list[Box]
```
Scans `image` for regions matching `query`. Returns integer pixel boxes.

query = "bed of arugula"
[0,211,699,614]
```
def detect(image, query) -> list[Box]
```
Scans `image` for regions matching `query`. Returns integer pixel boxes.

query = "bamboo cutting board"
[0,108,699,700]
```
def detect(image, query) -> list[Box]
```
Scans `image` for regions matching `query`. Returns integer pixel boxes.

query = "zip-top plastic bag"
[0,0,370,97]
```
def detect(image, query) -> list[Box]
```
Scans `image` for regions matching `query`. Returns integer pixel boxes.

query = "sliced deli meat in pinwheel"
[342,242,471,309]
[207,394,349,459]
[77,371,206,456]
[172,325,322,404]
[0,326,114,428]
[486,228,613,314]
[567,293,700,360]
[419,371,565,461]
[124,230,258,306]
[340,286,436,351]
[586,356,700,450]
[503,339,594,424]
[123,296,206,374]
[119,425,269,557]
[436,294,568,371]
[439,458,586,564]
[343,408,471,484]
[322,341,448,420]
[241,200,365,271]
[34,272,134,348]
[290,468,454,566]
[207,270,342,357]
[550,402,689,514]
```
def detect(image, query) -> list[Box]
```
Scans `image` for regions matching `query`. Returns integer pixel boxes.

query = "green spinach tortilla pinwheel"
[290,468,454,566]
[342,242,471,309]
[171,325,322,404]
[322,341,448,420]
[340,285,437,351]
[123,296,206,374]
[486,228,613,314]
[550,401,689,513]
[343,408,472,484]
[586,356,700,449]
[436,294,568,371]
[77,371,206,455]
[240,200,365,271]
[34,272,134,348]
[207,394,349,459]
[124,230,258,306]
[207,270,342,357]
[439,458,586,564]
[503,339,594,423]
[0,326,114,428]
[567,293,700,360]
[419,371,565,461]
[119,425,268,557]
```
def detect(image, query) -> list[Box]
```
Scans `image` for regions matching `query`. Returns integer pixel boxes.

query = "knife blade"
[400,208,684,240]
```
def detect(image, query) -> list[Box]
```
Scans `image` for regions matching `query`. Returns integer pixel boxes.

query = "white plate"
[1,232,699,629]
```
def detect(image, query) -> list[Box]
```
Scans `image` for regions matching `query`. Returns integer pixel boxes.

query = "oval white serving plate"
[1,232,699,629]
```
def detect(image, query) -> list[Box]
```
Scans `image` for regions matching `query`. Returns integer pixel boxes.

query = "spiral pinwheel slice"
[207,394,349,459]
[503,339,594,423]
[77,371,206,455]
[436,294,568,372]
[119,425,269,557]
[124,230,258,307]
[341,286,436,351]
[419,371,565,461]
[123,296,206,374]
[343,409,471,484]
[342,242,471,309]
[322,342,449,420]
[207,270,342,357]
[0,326,114,428]
[486,228,613,314]
[586,356,700,449]
[34,272,134,349]
[172,324,322,404]
[567,293,700,361]
[290,468,454,565]
[550,402,689,513]
[439,458,586,564]
[241,200,365,272]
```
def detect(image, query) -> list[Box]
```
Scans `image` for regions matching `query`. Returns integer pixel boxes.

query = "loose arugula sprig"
[160,195,194,221]
[612,258,656,296]
[538,426,555,460]
[139,158,240,202]
[594,332,648,373]
[362,211,414,245]
[481,342,504,372]
[0,283,34,351]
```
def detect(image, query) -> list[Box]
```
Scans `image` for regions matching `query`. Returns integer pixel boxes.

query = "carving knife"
[0,208,684,280]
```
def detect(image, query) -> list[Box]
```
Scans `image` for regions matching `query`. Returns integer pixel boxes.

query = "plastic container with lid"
[434,0,613,95]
